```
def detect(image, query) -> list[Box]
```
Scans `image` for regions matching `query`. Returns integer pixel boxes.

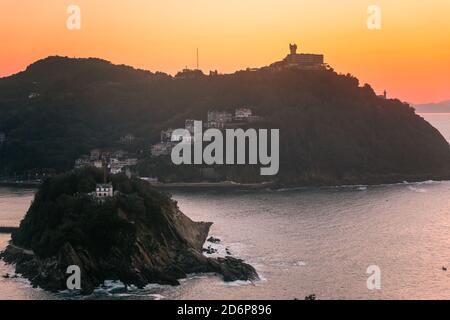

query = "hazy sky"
[1,0,449,104]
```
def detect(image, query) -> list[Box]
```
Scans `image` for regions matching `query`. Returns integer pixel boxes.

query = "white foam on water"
[182,273,216,281]
[143,282,170,290]
[273,260,307,268]
[221,280,255,287]
[3,272,34,287]
[416,180,436,185]
[408,186,427,193]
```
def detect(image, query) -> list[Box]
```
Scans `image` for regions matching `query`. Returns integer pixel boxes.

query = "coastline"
[0,180,41,188]
[147,181,275,189]
[0,227,18,234]
[2,174,450,190]
[146,172,450,189]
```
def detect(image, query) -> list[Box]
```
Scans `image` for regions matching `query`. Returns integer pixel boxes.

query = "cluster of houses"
[75,149,138,174]
[151,107,263,157]
[119,134,136,145]
[206,108,263,129]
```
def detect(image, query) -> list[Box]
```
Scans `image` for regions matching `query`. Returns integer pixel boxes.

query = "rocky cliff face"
[0,168,258,293]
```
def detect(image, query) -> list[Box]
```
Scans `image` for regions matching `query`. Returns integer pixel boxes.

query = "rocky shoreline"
[0,229,258,294]
[0,169,258,294]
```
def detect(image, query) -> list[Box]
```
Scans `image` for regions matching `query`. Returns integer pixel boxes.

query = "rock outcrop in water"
[0,168,258,293]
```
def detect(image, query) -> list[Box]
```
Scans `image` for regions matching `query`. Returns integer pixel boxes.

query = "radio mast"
[196,48,199,70]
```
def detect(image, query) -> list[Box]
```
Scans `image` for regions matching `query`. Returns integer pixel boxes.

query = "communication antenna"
[196,48,199,70]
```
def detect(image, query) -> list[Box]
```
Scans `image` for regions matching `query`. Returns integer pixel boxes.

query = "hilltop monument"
[270,43,326,70]
[289,43,298,55]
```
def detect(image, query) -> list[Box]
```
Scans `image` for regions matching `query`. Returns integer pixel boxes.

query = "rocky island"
[0,168,258,294]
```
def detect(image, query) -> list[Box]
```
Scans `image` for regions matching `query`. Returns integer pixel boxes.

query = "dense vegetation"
[0,56,449,184]
[12,167,171,258]
[4,167,258,292]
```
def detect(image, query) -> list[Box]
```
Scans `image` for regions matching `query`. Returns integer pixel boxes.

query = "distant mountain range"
[414,100,450,113]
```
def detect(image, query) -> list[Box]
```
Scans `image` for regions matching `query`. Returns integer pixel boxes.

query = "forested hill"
[0,56,449,185]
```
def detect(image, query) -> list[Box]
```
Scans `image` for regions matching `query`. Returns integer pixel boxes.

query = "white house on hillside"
[96,183,113,198]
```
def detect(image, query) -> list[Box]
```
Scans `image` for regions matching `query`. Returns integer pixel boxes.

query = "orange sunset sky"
[1,0,449,104]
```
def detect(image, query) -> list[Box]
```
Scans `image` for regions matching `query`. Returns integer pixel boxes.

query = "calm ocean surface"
[1,113,449,300]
